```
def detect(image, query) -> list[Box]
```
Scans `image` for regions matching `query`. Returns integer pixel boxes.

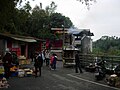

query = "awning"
[0,33,39,42]
[11,37,37,42]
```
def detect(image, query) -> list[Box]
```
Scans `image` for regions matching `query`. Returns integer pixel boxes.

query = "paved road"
[3,61,120,90]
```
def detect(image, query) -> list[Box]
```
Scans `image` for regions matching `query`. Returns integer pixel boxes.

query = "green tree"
[29,5,49,38]
[0,0,96,32]
[0,0,18,31]
[0,1,73,41]
[77,0,96,9]
[45,1,57,16]
[50,13,73,28]
[26,2,73,39]
[93,36,120,56]
[10,1,31,35]
[0,0,32,35]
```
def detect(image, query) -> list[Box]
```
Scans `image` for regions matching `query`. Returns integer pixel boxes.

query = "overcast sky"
[26,0,120,41]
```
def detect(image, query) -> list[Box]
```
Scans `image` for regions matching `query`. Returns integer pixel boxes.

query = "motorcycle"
[94,65,106,80]
[94,59,106,80]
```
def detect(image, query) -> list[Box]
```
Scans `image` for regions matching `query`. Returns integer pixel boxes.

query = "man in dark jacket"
[2,52,12,79]
[34,52,43,77]
[75,51,83,73]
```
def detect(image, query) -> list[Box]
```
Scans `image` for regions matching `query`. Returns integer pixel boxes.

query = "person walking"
[34,52,43,77]
[75,51,83,73]
[50,54,57,70]
[2,52,12,79]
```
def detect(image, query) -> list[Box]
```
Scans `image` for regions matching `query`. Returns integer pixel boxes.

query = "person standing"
[41,50,45,63]
[45,50,50,66]
[50,54,54,70]
[12,52,19,65]
[34,52,43,77]
[0,55,1,61]
[75,51,83,73]
[30,52,34,62]
[52,54,57,70]
[2,52,12,79]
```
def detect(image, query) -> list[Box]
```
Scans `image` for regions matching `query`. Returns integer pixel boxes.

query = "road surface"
[4,61,120,90]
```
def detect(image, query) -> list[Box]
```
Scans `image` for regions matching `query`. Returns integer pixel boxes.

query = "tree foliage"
[50,13,73,28]
[0,0,18,30]
[93,36,120,56]
[0,1,73,40]
[0,0,96,32]
[45,1,57,16]
[77,0,96,9]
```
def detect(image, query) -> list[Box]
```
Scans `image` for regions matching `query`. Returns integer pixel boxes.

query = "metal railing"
[79,54,120,68]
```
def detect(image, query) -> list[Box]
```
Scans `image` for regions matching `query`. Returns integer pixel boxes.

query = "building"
[50,28,68,60]
[0,33,43,59]
[47,27,94,61]
[69,28,94,54]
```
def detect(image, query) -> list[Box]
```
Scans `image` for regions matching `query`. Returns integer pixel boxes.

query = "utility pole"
[62,25,65,50]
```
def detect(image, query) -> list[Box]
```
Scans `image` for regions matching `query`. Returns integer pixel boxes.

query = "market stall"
[8,55,33,78]
[0,59,9,88]
[63,48,78,67]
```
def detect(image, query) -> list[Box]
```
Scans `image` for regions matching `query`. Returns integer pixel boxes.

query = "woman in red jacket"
[50,54,54,70]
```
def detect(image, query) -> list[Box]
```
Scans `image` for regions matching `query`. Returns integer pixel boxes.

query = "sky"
[23,0,120,41]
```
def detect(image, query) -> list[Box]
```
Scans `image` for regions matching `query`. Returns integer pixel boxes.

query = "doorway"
[21,45,26,56]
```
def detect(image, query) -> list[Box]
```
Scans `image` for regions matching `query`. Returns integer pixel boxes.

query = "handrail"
[79,54,120,68]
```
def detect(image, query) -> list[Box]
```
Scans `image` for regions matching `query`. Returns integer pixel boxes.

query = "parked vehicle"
[85,63,96,72]
[114,64,120,76]
[94,60,106,80]
[94,65,106,80]
[105,64,120,76]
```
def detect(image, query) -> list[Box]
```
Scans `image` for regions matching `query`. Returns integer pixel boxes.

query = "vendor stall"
[0,59,9,88]
[63,48,78,67]
[18,56,31,65]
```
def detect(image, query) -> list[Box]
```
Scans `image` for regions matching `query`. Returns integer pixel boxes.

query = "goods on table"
[0,77,9,88]
[106,74,120,87]
[0,66,4,75]
[24,68,33,77]
[18,69,25,77]
[0,60,9,88]
[17,68,33,77]
[18,56,31,65]
[10,66,19,77]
